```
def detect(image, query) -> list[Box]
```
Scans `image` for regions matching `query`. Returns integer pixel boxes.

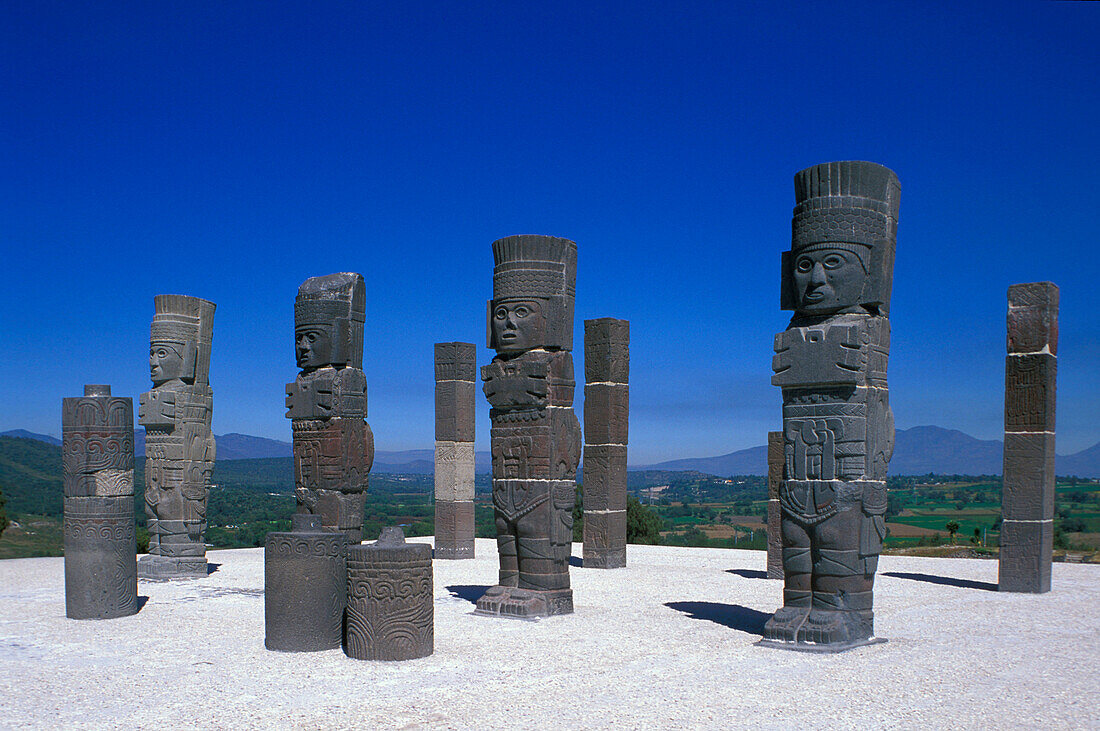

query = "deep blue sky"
[3,1,1097,463]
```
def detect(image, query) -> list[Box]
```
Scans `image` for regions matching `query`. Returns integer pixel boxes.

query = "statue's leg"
[763,513,811,641]
[516,497,566,590]
[800,504,872,645]
[495,512,519,587]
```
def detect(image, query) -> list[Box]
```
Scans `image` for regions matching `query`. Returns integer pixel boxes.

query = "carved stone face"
[492,299,546,353]
[793,248,867,314]
[150,342,185,385]
[296,326,334,369]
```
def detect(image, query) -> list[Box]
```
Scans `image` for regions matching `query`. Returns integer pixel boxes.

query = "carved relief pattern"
[287,273,371,543]
[345,547,433,661]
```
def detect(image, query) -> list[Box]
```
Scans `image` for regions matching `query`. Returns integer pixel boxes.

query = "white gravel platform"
[1,539,1097,730]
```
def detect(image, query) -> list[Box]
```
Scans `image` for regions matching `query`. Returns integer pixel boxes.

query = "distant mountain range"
[638,425,1100,478]
[4,425,1100,477]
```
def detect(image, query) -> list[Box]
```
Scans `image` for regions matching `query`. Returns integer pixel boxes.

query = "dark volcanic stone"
[264,514,347,652]
[345,528,434,660]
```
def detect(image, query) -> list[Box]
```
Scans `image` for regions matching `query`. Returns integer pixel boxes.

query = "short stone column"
[62,385,137,619]
[999,282,1058,593]
[264,514,347,652]
[582,318,629,569]
[345,527,434,661]
[766,431,784,579]
[434,342,476,559]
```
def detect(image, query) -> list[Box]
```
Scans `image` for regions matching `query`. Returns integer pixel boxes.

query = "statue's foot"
[762,606,810,642]
[475,586,573,619]
[797,609,872,646]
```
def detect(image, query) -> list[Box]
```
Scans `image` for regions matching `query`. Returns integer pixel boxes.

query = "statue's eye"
[495,308,507,319]
[796,258,812,272]
[823,254,845,269]
[514,306,529,317]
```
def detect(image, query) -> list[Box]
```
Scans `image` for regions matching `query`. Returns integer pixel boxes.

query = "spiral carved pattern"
[345,562,433,661]
[267,533,345,558]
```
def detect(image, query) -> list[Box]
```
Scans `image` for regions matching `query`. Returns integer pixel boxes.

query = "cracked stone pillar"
[286,274,374,544]
[582,318,629,569]
[999,282,1058,593]
[138,295,215,579]
[762,161,899,652]
[62,385,138,619]
[434,342,477,559]
[477,235,580,618]
[766,431,784,579]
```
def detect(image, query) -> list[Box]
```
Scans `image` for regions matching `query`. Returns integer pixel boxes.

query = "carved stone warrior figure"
[63,385,137,618]
[477,235,581,618]
[139,295,215,579]
[762,161,899,650]
[286,273,374,543]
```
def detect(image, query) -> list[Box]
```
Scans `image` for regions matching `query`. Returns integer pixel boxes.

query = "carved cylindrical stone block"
[766,431,784,580]
[265,514,347,652]
[999,282,1058,594]
[345,528,434,661]
[62,385,137,620]
[435,342,476,559]
[583,318,629,570]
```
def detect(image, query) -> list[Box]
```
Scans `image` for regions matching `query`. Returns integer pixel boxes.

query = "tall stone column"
[766,430,784,579]
[762,161,899,651]
[477,235,581,619]
[62,385,137,619]
[582,318,629,569]
[999,282,1058,593]
[138,295,215,579]
[286,273,374,544]
[434,342,477,559]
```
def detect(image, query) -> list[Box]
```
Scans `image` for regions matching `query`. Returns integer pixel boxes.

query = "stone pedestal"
[345,528,433,661]
[582,318,629,569]
[766,431,784,579]
[265,514,347,652]
[62,385,137,619]
[434,342,476,559]
[999,282,1058,593]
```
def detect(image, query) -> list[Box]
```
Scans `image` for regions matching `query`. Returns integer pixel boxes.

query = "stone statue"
[62,385,137,618]
[138,295,215,579]
[345,527,433,661]
[999,282,1058,592]
[286,273,374,543]
[434,342,477,559]
[477,235,581,618]
[582,317,629,569]
[265,514,347,651]
[766,431,784,579]
[762,161,899,651]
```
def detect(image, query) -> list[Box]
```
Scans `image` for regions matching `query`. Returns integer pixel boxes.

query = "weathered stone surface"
[434,441,475,503]
[1007,282,1059,355]
[345,528,433,660]
[583,318,630,384]
[766,431,784,579]
[1004,354,1056,432]
[583,510,627,569]
[434,342,478,382]
[581,444,627,512]
[62,385,137,619]
[583,383,629,445]
[1000,282,1058,594]
[435,380,476,442]
[1002,432,1056,521]
[763,161,898,652]
[434,500,475,559]
[478,235,579,617]
[139,295,215,579]
[287,274,372,543]
[999,520,1053,593]
[264,514,346,652]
